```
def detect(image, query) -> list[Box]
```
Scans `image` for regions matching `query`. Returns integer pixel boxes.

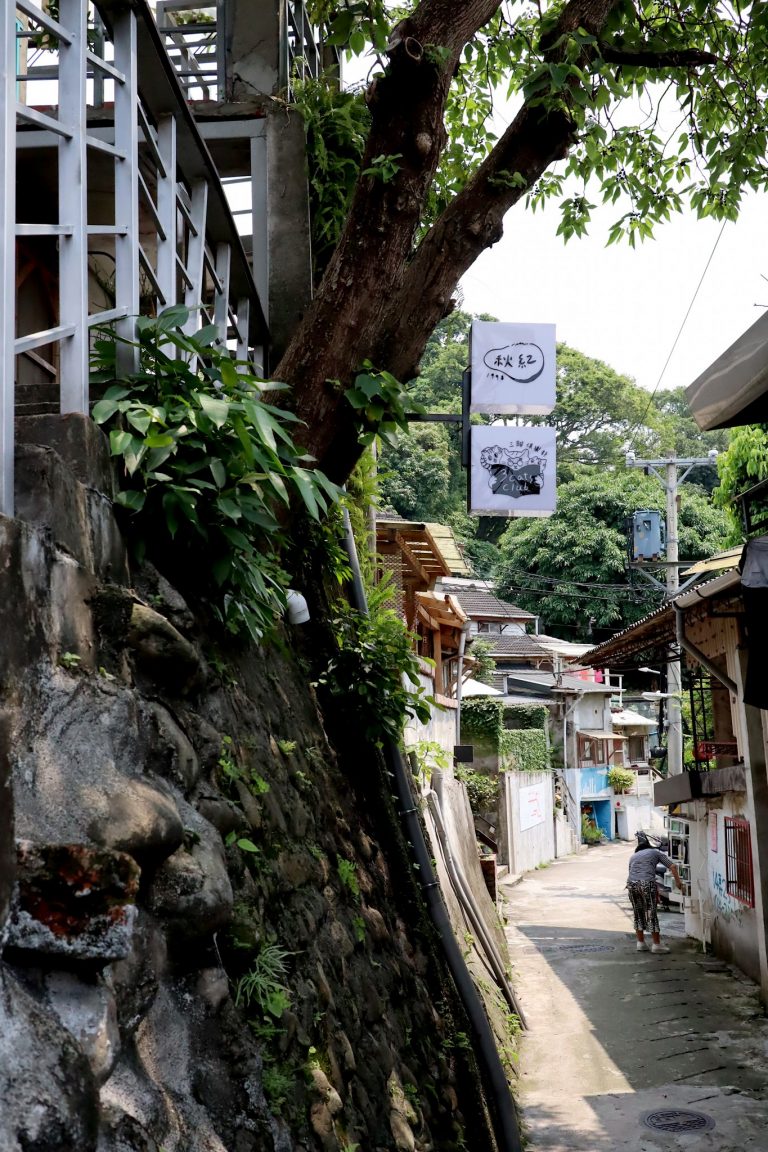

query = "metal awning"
[578,730,628,741]
[686,308,768,430]
[682,546,743,577]
[611,709,657,728]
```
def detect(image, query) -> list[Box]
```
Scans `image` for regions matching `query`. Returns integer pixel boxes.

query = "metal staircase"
[1,0,330,517]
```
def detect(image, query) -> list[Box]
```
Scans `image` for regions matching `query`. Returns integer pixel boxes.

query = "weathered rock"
[127,604,204,694]
[16,412,115,496]
[148,807,233,943]
[109,911,167,1038]
[45,971,121,1084]
[89,778,184,871]
[0,712,14,936]
[0,965,99,1151]
[143,702,200,791]
[7,841,139,964]
[96,1105,160,1152]
[197,795,248,838]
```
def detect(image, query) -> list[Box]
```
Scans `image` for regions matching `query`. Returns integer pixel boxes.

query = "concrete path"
[501,841,768,1151]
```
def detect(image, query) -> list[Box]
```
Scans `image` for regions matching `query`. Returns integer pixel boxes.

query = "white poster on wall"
[470,424,556,517]
[519,782,547,832]
[470,320,556,414]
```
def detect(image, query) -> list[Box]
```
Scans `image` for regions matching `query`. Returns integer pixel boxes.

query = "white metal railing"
[280,1,332,97]
[1,0,266,516]
[154,1,223,102]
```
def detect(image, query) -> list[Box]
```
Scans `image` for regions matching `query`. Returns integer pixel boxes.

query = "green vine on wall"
[504,704,548,730]
[316,581,433,743]
[90,306,341,641]
[461,697,504,743]
[499,730,549,773]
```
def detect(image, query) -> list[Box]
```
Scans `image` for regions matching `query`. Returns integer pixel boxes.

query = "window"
[724,817,755,907]
[477,622,501,633]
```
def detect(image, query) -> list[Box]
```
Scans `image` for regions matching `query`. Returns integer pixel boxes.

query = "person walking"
[627,840,683,954]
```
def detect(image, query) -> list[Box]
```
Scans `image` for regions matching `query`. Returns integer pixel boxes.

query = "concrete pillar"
[223,2,314,366]
[266,105,313,367]
[225,0,281,99]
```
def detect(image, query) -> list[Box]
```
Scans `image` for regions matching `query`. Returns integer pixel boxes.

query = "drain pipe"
[341,509,522,1152]
[427,783,528,1030]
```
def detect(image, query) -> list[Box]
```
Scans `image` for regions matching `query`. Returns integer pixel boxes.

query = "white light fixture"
[641,690,681,701]
[638,666,661,675]
[286,589,310,625]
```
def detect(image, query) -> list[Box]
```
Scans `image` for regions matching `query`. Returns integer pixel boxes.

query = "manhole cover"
[641,1109,715,1133]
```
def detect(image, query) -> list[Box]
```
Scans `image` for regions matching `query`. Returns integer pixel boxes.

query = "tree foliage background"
[278,0,768,486]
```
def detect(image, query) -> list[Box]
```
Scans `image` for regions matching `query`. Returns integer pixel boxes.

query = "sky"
[460,185,768,398]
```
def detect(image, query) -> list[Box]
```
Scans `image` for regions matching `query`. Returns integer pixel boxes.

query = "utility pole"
[625,451,719,775]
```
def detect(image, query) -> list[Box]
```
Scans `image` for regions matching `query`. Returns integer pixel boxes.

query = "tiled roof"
[437,578,536,620]
[474,633,550,658]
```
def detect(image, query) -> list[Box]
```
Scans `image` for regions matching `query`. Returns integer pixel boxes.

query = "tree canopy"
[494,469,731,637]
[276,0,768,484]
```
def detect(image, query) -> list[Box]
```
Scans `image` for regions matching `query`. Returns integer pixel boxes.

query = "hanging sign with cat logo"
[470,320,556,414]
[470,425,556,517]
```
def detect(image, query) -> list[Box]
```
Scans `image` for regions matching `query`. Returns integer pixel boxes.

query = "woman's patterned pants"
[627,878,659,935]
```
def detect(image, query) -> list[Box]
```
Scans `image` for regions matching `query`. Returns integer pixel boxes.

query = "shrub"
[455,766,498,812]
[607,766,635,793]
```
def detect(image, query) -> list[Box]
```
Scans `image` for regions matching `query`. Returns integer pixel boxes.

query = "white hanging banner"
[470,424,556,517]
[470,320,556,414]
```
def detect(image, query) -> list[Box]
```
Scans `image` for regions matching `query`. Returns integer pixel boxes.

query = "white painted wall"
[685,796,760,983]
[500,770,555,874]
[403,666,457,759]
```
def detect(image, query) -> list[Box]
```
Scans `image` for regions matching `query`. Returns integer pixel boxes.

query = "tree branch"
[599,44,719,66]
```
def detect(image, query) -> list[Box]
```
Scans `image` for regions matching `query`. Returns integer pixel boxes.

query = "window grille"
[724,817,755,907]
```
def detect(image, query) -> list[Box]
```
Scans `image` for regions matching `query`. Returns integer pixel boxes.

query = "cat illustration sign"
[470,320,556,414]
[470,425,556,517]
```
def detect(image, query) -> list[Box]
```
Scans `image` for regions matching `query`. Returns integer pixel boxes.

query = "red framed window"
[724,817,755,907]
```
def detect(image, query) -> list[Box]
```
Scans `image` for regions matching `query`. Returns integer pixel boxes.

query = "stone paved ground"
[501,841,768,1152]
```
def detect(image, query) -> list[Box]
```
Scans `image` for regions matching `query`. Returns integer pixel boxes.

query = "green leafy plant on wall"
[499,730,549,773]
[505,704,548,730]
[461,697,504,744]
[90,306,342,641]
[317,580,433,743]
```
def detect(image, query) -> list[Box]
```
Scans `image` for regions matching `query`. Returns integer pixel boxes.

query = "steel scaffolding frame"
[1,0,266,516]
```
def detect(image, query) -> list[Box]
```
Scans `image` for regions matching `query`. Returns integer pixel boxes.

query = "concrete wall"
[613,794,665,840]
[686,795,760,983]
[500,770,555,874]
[404,667,457,758]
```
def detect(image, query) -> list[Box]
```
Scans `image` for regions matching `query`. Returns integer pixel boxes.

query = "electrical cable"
[628,219,727,450]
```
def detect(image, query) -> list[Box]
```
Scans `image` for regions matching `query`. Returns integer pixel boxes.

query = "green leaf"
[210,458,227,488]
[115,489,146,511]
[110,430,134,456]
[236,837,260,853]
[196,393,230,428]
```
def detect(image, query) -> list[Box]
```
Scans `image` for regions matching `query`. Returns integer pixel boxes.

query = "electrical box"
[631,510,665,562]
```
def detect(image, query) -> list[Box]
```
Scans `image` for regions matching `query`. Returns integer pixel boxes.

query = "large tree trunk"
[273,0,623,482]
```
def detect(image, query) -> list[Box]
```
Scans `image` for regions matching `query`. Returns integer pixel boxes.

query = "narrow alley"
[502,842,768,1151]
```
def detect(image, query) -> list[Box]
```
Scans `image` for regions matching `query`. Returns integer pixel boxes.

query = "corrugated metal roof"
[681,546,743,576]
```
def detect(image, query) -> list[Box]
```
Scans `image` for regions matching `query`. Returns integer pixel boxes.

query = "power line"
[494,566,663,594]
[498,582,661,607]
[628,218,728,450]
